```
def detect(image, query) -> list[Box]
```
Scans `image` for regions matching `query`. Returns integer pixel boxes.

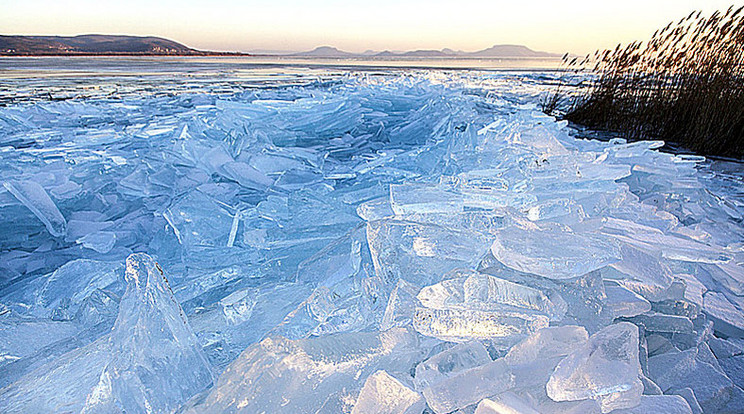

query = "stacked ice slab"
[0,69,743,413]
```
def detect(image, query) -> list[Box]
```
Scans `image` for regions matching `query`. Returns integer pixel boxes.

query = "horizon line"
[0,33,573,56]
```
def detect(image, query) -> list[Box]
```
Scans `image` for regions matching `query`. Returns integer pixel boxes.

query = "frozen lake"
[0,57,743,413]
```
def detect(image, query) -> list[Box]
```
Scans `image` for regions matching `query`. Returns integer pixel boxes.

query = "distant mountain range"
[0,35,562,58]
[284,44,561,59]
[0,35,239,56]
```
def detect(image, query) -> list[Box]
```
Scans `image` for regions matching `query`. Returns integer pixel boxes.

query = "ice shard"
[4,180,67,237]
[414,341,492,390]
[352,370,425,414]
[490,220,619,280]
[603,282,652,318]
[82,253,214,413]
[33,259,124,320]
[187,329,422,413]
[475,393,541,414]
[0,254,213,413]
[422,358,514,414]
[413,271,557,342]
[609,395,692,414]
[547,322,643,413]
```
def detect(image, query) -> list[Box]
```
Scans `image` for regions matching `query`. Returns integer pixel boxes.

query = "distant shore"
[0,52,250,57]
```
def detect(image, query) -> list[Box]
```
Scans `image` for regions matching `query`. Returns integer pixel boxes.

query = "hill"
[288,44,561,58]
[0,35,231,56]
[467,44,559,58]
[291,46,356,58]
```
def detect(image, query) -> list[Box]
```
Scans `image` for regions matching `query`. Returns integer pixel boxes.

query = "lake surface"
[0,56,564,104]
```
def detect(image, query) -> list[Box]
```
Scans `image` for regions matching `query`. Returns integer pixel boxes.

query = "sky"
[0,0,738,54]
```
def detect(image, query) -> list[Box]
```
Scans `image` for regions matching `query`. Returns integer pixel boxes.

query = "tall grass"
[550,6,744,157]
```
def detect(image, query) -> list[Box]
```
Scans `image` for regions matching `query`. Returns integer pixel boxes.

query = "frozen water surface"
[0,57,743,413]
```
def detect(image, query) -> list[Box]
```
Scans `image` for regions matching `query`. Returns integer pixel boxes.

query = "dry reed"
[546,6,744,157]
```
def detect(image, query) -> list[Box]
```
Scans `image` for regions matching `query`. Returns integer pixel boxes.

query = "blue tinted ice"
[1,59,743,413]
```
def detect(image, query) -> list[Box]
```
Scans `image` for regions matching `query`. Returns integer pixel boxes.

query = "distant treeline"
[545,6,744,158]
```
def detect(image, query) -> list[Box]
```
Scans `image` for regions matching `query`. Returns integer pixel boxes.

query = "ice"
[704,291,744,336]
[414,306,549,343]
[381,279,421,330]
[366,219,492,287]
[604,282,652,318]
[477,256,605,332]
[624,312,694,334]
[0,254,213,413]
[672,388,704,414]
[412,271,561,342]
[647,346,736,412]
[220,287,259,325]
[599,218,730,264]
[414,341,492,390]
[489,220,619,280]
[504,326,589,393]
[600,244,675,301]
[547,322,642,413]
[708,337,744,359]
[475,393,540,414]
[352,370,425,414]
[609,395,692,414]
[2,64,743,413]
[32,259,124,320]
[422,358,514,414]
[186,329,422,413]
[640,375,662,395]
[504,325,589,365]
[83,254,214,412]
[3,180,67,237]
[417,270,562,318]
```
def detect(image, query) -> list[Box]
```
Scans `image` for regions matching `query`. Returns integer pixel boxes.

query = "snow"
[0,60,743,413]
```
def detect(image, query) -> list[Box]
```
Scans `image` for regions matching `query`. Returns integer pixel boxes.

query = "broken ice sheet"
[490,220,619,280]
[220,287,259,325]
[603,282,652,318]
[610,395,692,414]
[33,259,124,320]
[352,370,424,414]
[187,329,423,413]
[477,255,604,333]
[623,312,694,334]
[475,393,540,414]
[504,325,589,366]
[547,322,642,413]
[504,326,589,392]
[413,271,558,342]
[600,217,731,264]
[417,270,563,318]
[366,219,493,287]
[163,189,236,248]
[422,358,514,414]
[414,306,549,343]
[703,291,744,337]
[83,253,215,413]
[77,231,117,254]
[414,341,492,390]
[0,254,213,413]
[381,279,421,330]
[3,180,67,237]
[599,244,675,301]
[2,65,744,414]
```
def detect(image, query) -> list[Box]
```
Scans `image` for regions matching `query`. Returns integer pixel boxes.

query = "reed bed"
[548,6,744,157]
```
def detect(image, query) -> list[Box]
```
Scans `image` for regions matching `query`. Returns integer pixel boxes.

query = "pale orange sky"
[0,0,738,54]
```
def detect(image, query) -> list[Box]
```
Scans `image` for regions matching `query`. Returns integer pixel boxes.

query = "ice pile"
[1,68,743,413]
